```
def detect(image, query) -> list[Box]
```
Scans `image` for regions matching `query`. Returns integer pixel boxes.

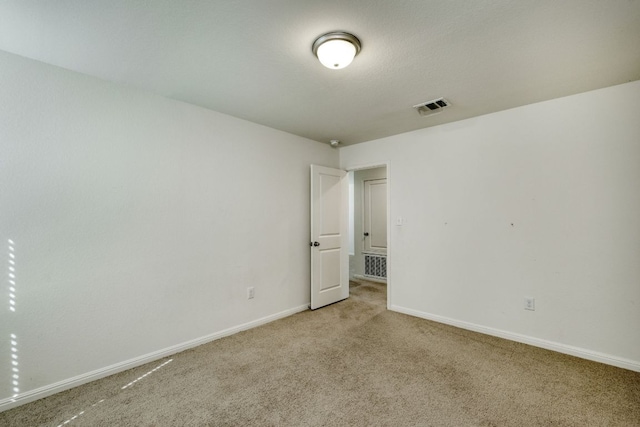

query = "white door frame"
[346,161,391,309]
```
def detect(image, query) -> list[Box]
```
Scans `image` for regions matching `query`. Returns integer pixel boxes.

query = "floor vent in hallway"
[364,254,387,280]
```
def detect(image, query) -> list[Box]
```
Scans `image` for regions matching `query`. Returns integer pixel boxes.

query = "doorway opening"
[347,165,388,307]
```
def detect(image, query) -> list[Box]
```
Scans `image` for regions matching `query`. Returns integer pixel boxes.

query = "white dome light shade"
[312,32,361,70]
[317,39,356,69]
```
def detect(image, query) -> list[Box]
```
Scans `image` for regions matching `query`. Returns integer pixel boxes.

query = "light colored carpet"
[1,280,639,426]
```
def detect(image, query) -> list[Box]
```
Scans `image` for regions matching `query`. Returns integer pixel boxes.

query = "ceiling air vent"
[413,97,450,117]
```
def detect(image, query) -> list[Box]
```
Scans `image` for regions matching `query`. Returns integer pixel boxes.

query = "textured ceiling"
[1,0,639,146]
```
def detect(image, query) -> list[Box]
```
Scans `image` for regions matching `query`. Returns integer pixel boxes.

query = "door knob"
[310,241,320,247]
[364,232,369,237]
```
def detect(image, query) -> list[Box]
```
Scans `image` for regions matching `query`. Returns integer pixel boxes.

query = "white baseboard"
[353,274,387,284]
[0,304,309,412]
[390,304,640,373]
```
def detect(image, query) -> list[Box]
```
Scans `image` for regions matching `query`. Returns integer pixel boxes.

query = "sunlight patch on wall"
[10,333,19,399]
[8,239,16,312]
[7,239,20,401]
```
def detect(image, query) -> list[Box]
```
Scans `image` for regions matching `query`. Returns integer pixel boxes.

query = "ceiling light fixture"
[312,32,361,70]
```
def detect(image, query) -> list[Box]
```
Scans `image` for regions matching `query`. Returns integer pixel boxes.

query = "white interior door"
[363,178,387,254]
[310,165,348,310]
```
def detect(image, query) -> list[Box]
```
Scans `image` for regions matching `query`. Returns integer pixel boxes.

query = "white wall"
[340,80,640,371]
[0,50,338,408]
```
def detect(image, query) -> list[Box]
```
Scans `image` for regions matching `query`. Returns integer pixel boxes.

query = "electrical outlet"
[247,287,255,299]
[524,296,535,311]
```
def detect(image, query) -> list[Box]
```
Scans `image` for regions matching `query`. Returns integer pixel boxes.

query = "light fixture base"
[312,32,361,69]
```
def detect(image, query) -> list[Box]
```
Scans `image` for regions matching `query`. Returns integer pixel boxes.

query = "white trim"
[385,163,391,309]
[343,161,387,172]
[391,304,640,373]
[0,304,309,412]
[353,274,387,284]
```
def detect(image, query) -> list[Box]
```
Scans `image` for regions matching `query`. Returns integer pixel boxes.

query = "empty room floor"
[1,280,639,426]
